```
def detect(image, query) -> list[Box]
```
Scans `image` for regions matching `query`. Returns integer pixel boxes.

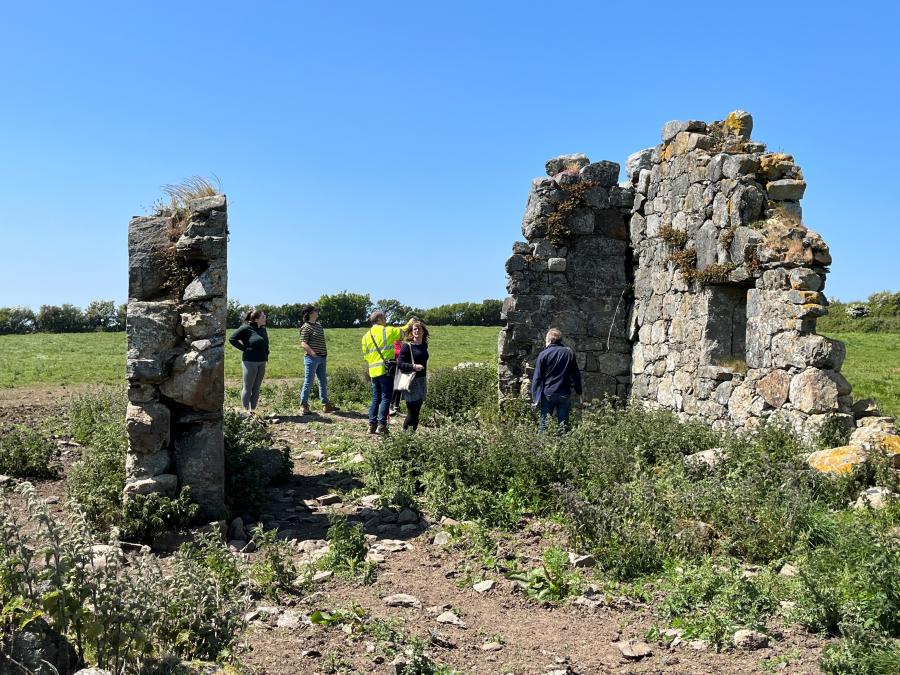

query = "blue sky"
[1,1,897,309]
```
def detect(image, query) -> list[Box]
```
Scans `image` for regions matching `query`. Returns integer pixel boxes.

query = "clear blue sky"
[1,1,897,309]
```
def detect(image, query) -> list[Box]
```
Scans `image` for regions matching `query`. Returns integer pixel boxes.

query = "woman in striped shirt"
[299,304,337,415]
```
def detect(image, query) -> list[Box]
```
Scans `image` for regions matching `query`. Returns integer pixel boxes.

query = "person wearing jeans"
[531,327,582,434]
[361,311,415,434]
[299,304,337,415]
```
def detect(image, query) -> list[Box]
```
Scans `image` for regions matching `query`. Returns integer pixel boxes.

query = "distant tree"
[0,306,36,334]
[36,304,86,333]
[227,299,250,328]
[373,298,417,324]
[420,300,503,326]
[316,291,372,328]
[115,303,127,331]
[867,291,900,317]
[84,300,118,331]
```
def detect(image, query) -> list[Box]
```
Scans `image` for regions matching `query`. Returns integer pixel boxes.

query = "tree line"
[226,292,503,328]
[0,294,503,334]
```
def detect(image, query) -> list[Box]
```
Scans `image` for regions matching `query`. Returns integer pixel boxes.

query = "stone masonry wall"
[501,111,854,435]
[498,156,634,401]
[125,194,228,519]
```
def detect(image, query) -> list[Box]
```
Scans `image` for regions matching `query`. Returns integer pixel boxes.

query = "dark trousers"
[403,400,424,431]
[369,374,393,425]
[539,393,572,434]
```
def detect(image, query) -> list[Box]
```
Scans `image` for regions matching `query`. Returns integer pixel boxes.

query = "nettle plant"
[0,483,253,672]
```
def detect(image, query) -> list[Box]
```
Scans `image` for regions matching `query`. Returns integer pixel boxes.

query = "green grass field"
[824,332,900,419]
[0,326,501,388]
[1,328,897,418]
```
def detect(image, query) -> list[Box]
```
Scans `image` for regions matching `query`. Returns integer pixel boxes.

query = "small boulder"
[546,153,590,176]
[854,487,895,510]
[473,579,495,593]
[732,629,769,650]
[384,593,422,609]
[807,446,867,475]
[614,639,653,659]
[436,611,467,629]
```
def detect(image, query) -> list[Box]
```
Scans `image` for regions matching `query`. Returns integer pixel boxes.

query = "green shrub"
[792,504,900,637]
[122,490,199,541]
[67,390,199,538]
[0,425,55,478]
[223,410,290,515]
[656,557,781,650]
[248,524,301,600]
[508,546,581,603]
[68,386,126,446]
[321,514,369,576]
[820,626,900,674]
[424,364,496,420]
[0,483,249,670]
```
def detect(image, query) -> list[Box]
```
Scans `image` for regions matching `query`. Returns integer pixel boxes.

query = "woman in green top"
[228,309,270,413]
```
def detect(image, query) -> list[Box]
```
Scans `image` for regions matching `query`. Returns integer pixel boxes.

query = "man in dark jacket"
[531,328,582,433]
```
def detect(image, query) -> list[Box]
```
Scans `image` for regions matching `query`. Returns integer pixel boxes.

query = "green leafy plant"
[0,425,56,478]
[224,410,291,515]
[248,525,301,600]
[508,546,580,603]
[320,514,370,577]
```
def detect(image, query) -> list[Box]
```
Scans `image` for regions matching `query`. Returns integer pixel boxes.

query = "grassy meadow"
[0,327,897,418]
[0,326,501,388]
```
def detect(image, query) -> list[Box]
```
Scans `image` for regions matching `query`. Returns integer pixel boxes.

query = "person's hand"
[414,364,424,372]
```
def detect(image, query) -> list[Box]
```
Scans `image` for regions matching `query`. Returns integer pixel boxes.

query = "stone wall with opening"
[501,111,854,435]
[125,194,228,519]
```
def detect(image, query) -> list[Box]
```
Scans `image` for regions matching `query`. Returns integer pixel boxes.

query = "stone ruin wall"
[498,159,634,401]
[500,111,854,435]
[125,194,228,519]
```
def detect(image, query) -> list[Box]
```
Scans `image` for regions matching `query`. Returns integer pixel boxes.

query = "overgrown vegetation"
[356,396,900,666]
[66,389,197,539]
[0,483,254,671]
[542,179,597,246]
[0,425,56,478]
[223,409,291,516]
[818,291,900,334]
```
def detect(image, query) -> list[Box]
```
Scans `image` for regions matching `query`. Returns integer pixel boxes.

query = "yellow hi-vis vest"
[361,324,404,378]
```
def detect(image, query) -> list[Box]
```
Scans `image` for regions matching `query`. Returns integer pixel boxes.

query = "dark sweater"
[531,343,582,402]
[228,322,270,362]
[398,342,429,378]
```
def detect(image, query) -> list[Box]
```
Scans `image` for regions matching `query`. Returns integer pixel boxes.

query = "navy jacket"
[531,343,582,403]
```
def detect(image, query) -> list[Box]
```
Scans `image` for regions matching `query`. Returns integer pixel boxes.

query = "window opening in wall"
[702,286,748,372]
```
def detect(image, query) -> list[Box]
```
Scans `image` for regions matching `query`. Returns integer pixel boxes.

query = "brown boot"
[299,403,311,416]
[376,423,389,435]
[367,422,378,434]
[323,402,338,413]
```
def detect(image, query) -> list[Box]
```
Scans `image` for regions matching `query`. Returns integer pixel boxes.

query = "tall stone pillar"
[125,194,227,519]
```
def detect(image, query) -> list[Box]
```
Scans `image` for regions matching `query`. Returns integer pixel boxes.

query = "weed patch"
[0,425,55,478]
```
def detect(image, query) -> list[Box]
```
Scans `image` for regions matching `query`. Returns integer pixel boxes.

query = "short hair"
[546,328,562,344]
[369,310,385,324]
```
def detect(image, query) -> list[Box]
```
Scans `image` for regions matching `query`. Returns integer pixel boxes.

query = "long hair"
[406,319,429,344]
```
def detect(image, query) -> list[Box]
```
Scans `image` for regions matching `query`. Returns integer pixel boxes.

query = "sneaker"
[389,405,400,416]
[376,423,389,435]
[323,402,338,413]
[367,423,378,434]
[299,403,311,416]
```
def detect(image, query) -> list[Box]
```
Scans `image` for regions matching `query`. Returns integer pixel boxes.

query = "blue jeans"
[369,374,393,425]
[539,393,572,434]
[300,355,329,405]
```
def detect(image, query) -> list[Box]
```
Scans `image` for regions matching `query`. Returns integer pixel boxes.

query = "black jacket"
[228,322,270,362]
[531,343,582,403]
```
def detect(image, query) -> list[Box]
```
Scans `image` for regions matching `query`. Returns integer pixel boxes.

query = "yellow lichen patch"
[879,435,900,467]
[807,446,867,475]
[660,142,674,162]
[759,153,795,181]
[724,111,752,137]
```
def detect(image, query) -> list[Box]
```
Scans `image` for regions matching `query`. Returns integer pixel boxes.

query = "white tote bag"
[393,343,417,392]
